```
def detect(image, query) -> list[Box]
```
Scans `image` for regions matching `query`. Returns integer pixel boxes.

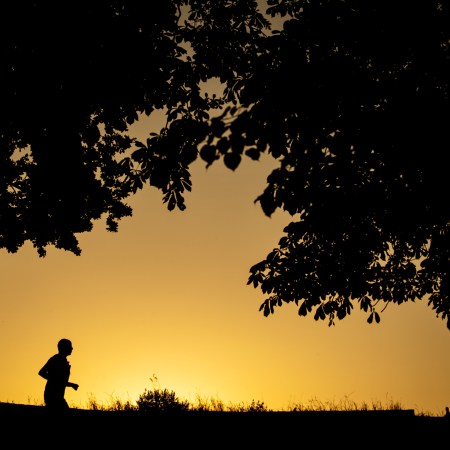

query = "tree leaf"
[224,153,241,171]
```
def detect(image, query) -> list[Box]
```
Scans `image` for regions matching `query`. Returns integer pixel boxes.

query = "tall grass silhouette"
[45,374,442,417]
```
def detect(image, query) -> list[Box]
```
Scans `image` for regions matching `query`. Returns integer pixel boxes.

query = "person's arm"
[38,362,49,380]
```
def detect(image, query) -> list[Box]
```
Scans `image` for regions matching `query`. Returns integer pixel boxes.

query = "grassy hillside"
[1,402,447,447]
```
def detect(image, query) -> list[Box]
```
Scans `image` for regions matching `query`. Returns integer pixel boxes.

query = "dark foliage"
[136,387,190,413]
[207,0,450,328]
[0,0,269,255]
[1,0,449,327]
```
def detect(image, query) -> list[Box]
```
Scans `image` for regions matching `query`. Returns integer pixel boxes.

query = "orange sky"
[1,109,449,415]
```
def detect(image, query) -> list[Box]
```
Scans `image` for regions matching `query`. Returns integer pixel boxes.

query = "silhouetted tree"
[1,1,449,328]
[213,0,450,328]
[0,0,269,254]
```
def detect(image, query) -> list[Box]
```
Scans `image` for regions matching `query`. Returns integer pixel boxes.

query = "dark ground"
[1,402,448,448]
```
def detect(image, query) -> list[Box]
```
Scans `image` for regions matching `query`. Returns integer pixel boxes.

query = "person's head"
[57,338,73,356]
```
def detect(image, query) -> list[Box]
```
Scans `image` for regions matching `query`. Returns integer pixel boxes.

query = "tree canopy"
[1,0,449,328]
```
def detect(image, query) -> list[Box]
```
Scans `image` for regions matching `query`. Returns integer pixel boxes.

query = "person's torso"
[45,354,70,384]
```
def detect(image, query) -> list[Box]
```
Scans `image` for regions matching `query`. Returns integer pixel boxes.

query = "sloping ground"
[1,402,447,447]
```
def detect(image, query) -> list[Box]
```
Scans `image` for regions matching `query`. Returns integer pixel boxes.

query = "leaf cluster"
[237,0,450,327]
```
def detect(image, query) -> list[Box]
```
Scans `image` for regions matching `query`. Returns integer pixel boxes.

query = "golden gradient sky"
[1,110,449,416]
